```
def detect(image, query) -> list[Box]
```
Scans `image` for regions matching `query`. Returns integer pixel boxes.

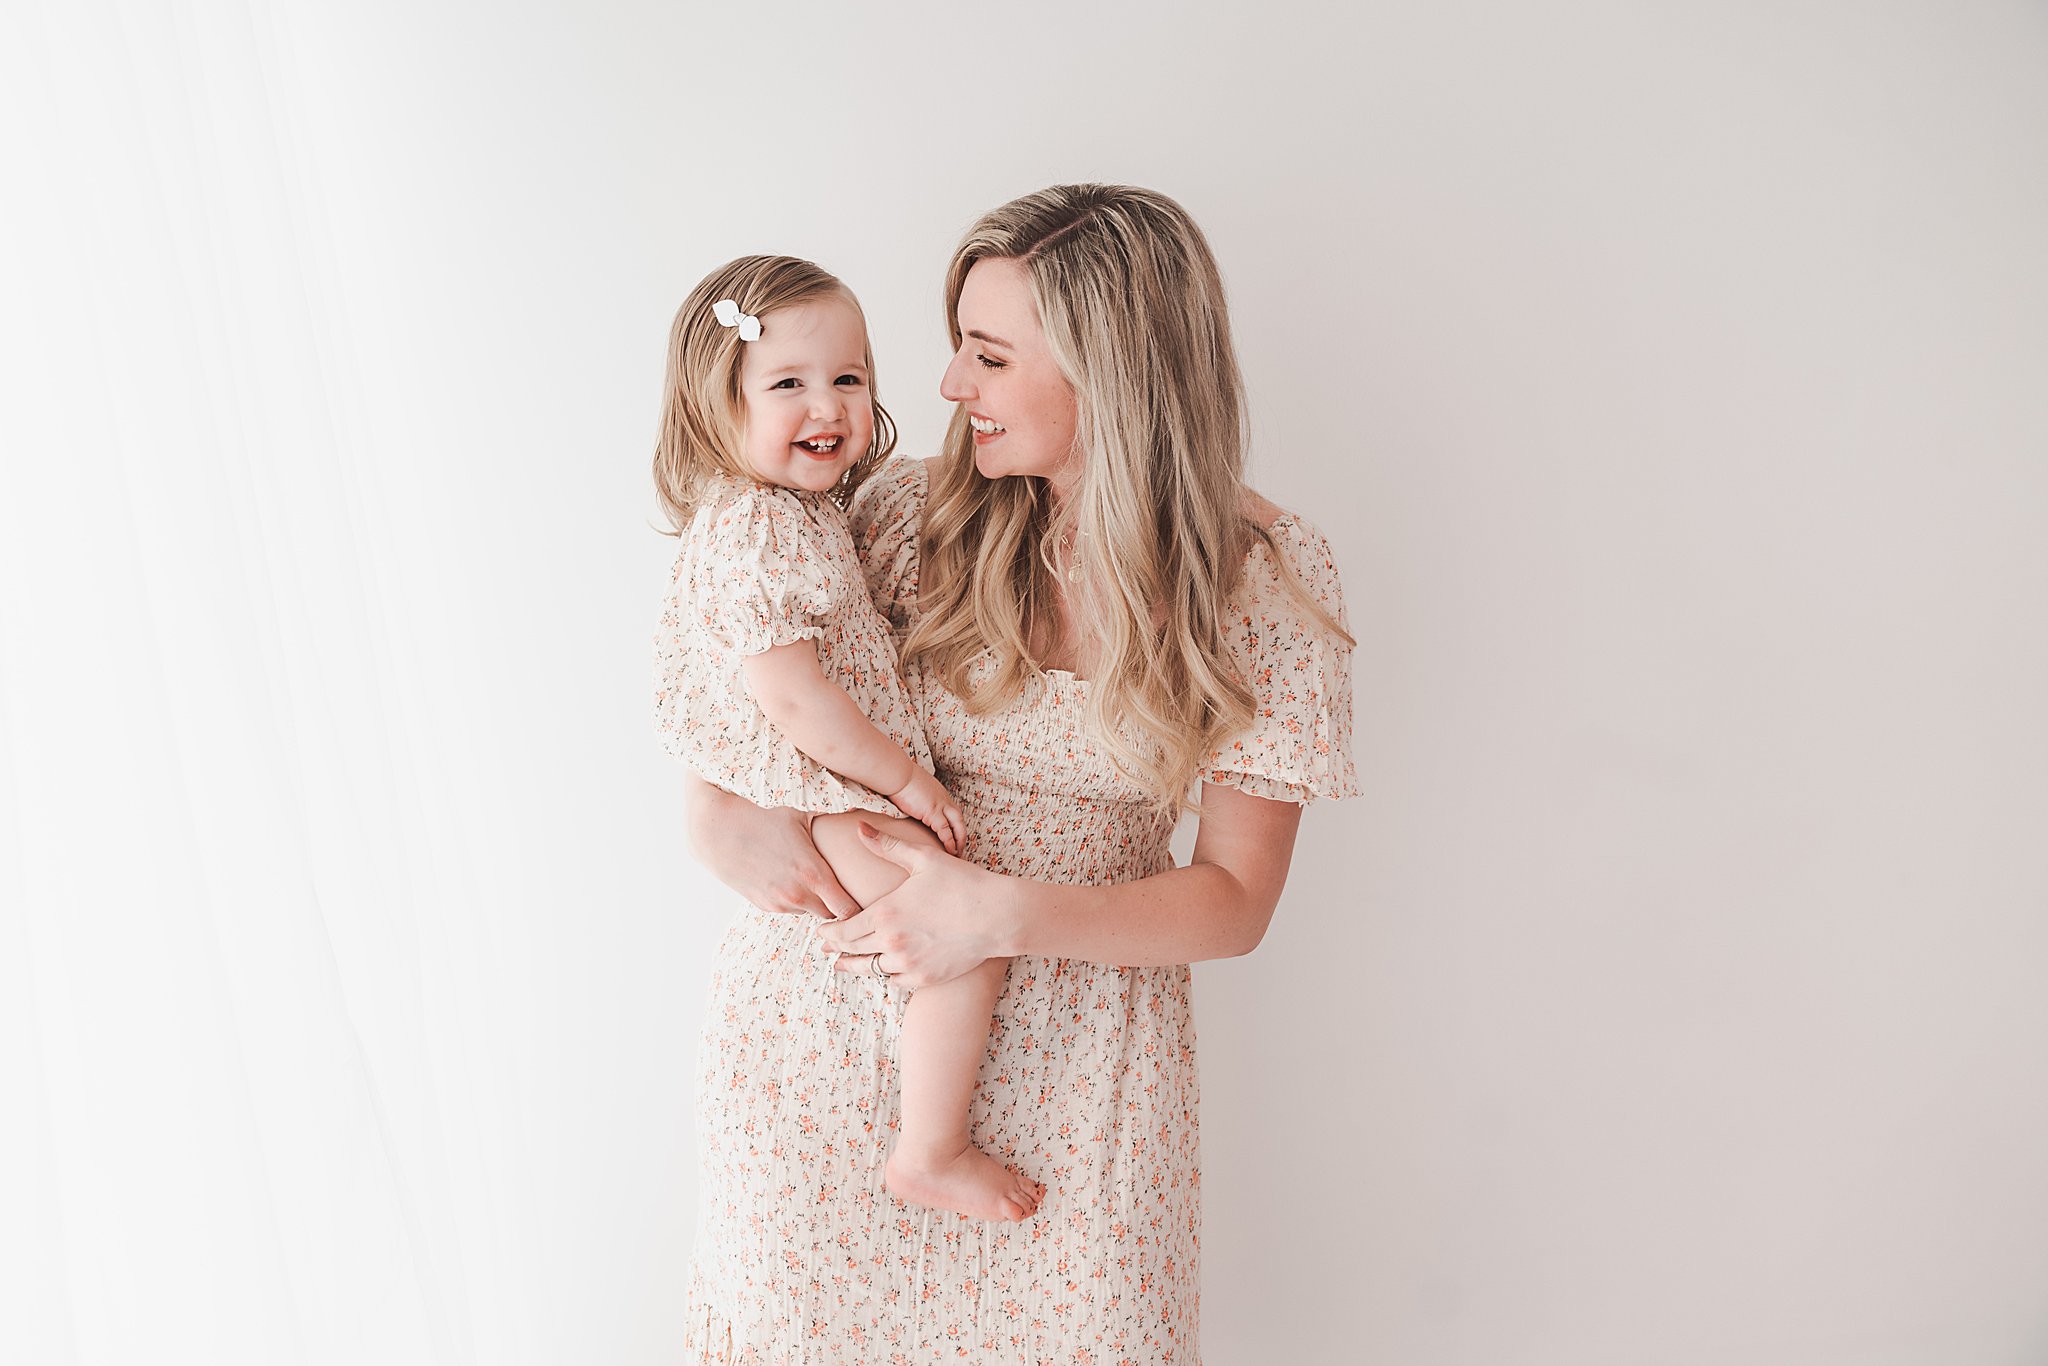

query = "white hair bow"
[712,298,762,342]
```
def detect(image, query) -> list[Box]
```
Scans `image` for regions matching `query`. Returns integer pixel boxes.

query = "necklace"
[1058,528,1083,583]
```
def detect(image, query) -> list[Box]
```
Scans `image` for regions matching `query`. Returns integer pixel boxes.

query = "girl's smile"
[738,293,876,493]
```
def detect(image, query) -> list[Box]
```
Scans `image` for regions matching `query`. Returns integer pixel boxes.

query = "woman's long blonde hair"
[907,184,1348,811]
[652,255,897,533]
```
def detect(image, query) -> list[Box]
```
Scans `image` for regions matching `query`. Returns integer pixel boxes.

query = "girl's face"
[737,293,876,493]
[940,257,1080,492]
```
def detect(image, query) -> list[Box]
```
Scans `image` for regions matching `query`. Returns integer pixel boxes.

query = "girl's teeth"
[800,437,840,452]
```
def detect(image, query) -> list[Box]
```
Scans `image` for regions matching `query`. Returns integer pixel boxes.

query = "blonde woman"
[671,184,1358,1363]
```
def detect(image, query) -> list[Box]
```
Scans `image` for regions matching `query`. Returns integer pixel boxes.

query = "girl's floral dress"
[660,458,1358,1365]
[653,471,931,817]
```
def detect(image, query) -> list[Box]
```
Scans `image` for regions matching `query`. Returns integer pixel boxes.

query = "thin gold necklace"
[1057,527,1083,583]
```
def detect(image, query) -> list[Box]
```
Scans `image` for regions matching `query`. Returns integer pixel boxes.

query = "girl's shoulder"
[693,473,844,547]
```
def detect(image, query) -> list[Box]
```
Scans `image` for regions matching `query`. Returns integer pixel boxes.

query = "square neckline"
[1023,511,1304,687]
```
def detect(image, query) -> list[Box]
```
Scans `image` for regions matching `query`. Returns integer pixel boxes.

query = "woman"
[670,184,1357,1364]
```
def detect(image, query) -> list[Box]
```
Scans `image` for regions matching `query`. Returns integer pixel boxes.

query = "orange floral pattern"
[669,458,1356,1363]
[653,473,932,817]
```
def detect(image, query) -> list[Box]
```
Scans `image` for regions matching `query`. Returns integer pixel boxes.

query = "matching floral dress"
[654,471,930,819]
[655,458,1358,1364]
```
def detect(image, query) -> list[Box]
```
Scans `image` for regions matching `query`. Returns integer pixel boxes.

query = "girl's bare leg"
[884,959,1041,1219]
[812,813,1046,1220]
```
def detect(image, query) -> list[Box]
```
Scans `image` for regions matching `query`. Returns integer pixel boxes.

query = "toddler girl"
[651,255,1044,1222]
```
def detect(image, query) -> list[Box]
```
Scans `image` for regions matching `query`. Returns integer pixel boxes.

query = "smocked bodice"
[909,658,1180,885]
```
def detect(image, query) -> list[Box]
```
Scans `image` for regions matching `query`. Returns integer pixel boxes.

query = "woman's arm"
[813,782,1304,988]
[681,774,862,920]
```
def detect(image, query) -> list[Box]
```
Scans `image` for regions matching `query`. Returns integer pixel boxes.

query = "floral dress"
[667,458,1358,1365]
[653,472,932,817]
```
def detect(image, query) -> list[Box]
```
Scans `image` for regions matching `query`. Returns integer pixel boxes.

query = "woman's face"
[939,257,1080,489]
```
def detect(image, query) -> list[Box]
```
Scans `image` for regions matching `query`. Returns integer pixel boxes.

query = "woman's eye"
[770,377,799,390]
[975,353,1005,370]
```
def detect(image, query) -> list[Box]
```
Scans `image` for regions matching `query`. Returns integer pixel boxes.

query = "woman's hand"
[682,775,860,919]
[816,822,1017,989]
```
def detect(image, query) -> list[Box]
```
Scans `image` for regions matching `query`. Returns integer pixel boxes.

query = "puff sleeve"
[695,487,837,656]
[1204,516,1361,804]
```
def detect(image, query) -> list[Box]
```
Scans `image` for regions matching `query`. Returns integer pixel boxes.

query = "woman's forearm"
[991,856,1284,966]
[826,782,1305,978]
[680,772,860,919]
[1009,783,1303,965]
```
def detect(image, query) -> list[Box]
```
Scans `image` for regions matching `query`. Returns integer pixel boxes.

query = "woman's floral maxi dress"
[666,458,1358,1365]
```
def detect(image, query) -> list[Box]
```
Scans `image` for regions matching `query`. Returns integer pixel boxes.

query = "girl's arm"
[742,643,965,853]
[809,783,1304,989]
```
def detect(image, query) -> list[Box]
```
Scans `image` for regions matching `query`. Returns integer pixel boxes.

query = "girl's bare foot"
[886,1142,1045,1221]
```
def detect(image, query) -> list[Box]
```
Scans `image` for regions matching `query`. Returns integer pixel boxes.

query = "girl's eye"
[976,353,1005,370]
[770,377,800,390]
[834,374,864,387]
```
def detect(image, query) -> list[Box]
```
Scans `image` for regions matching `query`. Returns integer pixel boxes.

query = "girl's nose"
[809,386,846,419]
[939,350,976,403]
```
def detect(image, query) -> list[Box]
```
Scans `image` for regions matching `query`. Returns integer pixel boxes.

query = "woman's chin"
[970,442,1074,489]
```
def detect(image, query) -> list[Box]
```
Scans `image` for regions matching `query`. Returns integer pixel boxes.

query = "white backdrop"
[5,2,2047,1363]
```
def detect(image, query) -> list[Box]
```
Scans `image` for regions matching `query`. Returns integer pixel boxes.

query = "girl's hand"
[888,769,968,856]
[683,776,860,919]
[818,822,1015,988]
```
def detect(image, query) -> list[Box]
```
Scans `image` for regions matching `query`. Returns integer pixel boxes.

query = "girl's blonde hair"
[652,255,897,532]
[907,184,1350,811]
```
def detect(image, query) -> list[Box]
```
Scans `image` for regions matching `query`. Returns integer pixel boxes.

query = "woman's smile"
[941,257,1078,485]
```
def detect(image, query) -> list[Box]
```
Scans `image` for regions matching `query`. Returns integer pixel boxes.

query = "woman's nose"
[939,350,975,403]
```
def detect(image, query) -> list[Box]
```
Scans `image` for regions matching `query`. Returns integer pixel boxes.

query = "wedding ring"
[869,954,894,979]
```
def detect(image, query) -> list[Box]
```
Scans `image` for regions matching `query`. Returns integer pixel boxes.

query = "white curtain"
[4,4,476,1362]
[5,0,714,1356]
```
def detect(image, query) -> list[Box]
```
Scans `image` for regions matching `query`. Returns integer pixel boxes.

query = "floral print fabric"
[653,473,932,817]
[668,458,1357,1364]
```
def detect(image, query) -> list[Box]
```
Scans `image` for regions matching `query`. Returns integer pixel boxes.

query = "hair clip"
[712,298,762,342]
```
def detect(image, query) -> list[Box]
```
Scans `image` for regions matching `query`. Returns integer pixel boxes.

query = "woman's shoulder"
[1238,487,1289,533]
[1209,491,1359,803]
[1234,490,1346,615]
[849,455,933,536]
[848,457,933,628]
